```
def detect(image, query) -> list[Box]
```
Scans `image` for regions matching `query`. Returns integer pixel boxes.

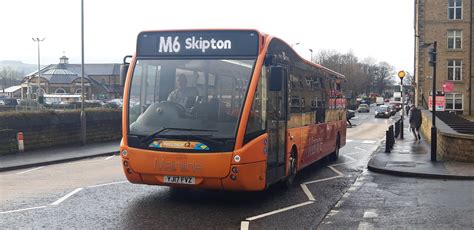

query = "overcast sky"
[1,0,414,73]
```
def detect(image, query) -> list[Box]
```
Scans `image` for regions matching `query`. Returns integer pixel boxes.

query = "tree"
[315,50,395,98]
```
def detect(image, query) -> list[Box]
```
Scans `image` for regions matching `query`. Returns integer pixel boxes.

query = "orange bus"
[120,29,347,191]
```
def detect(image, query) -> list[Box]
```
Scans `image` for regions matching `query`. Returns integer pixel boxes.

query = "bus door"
[266,66,288,184]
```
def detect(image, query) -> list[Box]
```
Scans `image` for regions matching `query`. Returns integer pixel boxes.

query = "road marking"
[245,201,314,221]
[87,181,128,188]
[328,165,344,177]
[105,155,115,160]
[343,155,357,161]
[16,166,45,175]
[304,175,342,185]
[240,221,250,230]
[362,140,377,144]
[346,139,353,142]
[300,184,315,201]
[358,222,373,230]
[355,146,368,152]
[51,188,83,206]
[363,209,378,218]
[0,206,47,214]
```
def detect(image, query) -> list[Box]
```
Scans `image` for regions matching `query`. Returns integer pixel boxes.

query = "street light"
[80,0,86,145]
[398,71,406,139]
[32,37,45,102]
[309,49,313,62]
[421,41,437,161]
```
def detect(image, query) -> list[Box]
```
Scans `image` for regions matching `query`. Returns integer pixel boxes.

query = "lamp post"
[429,41,437,161]
[398,71,406,139]
[421,41,437,161]
[80,0,86,145]
[32,37,45,102]
[309,49,313,62]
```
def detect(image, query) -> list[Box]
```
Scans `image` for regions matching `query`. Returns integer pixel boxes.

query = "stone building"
[415,0,473,115]
[20,56,122,100]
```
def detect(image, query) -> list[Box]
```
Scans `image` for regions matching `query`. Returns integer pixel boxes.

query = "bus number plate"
[164,176,195,185]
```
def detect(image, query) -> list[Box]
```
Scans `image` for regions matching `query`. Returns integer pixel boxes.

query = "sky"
[0,0,414,73]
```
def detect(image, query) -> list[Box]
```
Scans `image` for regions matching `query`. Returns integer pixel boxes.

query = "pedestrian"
[405,104,410,116]
[409,105,422,141]
[346,111,352,127]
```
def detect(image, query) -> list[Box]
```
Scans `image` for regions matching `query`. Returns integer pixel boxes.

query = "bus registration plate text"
[164,176,196,185]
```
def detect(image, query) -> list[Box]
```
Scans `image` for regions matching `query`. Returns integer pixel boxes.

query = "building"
[21,56,122,100]
[415,0,473,115]
[1,85,21,98]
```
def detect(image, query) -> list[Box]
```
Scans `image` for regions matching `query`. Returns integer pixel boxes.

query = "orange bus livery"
[120,29,347,191]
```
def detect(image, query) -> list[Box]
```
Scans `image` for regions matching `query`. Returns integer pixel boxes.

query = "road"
[1,108,472,229]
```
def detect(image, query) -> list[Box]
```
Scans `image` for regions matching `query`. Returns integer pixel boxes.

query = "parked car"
[0,98,18,106]
[389,101,402,112]
[375,105,391,118]
[388,104,397,115]
[357,104,370,113]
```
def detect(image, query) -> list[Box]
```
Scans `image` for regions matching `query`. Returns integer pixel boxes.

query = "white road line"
[355,146,368,152]
[87,181,128,188]
[16,166,45,175]
[304,175,342,185]
[363,209,378,218]
[342,155,357,161]
[51,188,83,206]
[358,222,373,230]
[329,160,357,167]
[346,139,353,142]
[245,201,314,221]
[328,166,344,177]
[0,206,47,214]
[362,140,377,144]
[105,155,115,160]
[300,184,315,201]
[240,221,250,230]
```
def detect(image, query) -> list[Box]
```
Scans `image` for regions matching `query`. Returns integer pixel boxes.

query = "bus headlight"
[234,155,241,163]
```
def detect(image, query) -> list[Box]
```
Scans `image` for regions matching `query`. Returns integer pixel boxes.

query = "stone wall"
[420,110,474,162]
[0,109,121,154]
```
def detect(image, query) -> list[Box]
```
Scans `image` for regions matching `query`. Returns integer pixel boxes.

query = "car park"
[357,104,370,113]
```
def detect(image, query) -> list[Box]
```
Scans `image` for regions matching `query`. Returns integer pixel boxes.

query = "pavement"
[368,118,474,179]
[0,141,120,172]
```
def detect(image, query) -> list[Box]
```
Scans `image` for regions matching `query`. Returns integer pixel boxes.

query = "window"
[447,60,462,81]
[448,0,462,20]
[244,68,267,144]
[446,93,463,110]
[55,88,66,94]
[448,30,462,49]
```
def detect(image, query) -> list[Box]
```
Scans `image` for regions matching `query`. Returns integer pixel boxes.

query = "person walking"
[409,105,422,141]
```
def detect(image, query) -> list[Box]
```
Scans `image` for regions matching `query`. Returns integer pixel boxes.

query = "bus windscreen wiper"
[140,127,218,144]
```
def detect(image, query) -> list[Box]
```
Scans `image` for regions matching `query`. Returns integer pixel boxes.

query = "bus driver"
[167,74,198,108]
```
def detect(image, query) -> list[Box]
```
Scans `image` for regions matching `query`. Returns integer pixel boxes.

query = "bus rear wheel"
[329,136,340,161]
[284,150,297,188]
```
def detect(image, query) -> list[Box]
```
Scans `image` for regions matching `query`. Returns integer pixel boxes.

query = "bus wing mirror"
[269,66,284,91]
[120,55,132,86]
